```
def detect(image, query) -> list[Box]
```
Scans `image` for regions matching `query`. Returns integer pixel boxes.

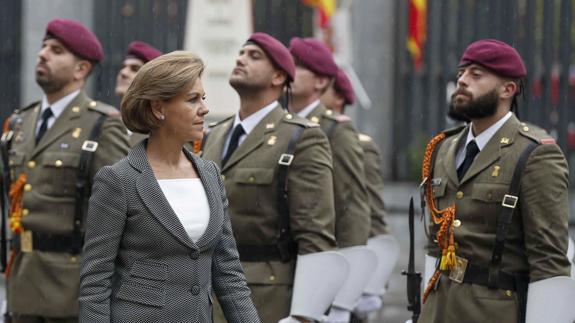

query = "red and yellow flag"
[301,0,336,28]
[407,0,427,70]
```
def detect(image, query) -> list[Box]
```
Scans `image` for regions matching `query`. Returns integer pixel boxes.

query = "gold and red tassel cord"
[421,133,457,303]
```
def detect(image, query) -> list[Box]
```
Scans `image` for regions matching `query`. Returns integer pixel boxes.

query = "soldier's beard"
[36,74,68,95]
[449,88,498,121]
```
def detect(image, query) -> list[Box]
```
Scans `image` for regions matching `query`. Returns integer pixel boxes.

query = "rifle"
[402,197,421,323]
[0,129,13,273]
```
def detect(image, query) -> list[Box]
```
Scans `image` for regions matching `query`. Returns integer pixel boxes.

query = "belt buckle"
[501,194,518,209]
[449,256,468,283]
[20,230,33,253]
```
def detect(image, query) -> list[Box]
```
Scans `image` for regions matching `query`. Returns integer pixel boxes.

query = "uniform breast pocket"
[227,168,274,214]
[471,182,510,229]
[40,152,80,197]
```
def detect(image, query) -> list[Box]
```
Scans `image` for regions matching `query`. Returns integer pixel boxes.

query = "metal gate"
[393,0,574,183]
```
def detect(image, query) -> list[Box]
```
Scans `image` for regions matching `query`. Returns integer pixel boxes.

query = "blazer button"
[191,285,200,295]
[190,252,199,260]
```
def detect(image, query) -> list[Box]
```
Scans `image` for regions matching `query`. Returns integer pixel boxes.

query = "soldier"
[321,68,392,321]
[419,39,571,323]
[321,68,390,237]
[288,38,370,248]
[201,33,339,322]
[114,41,162,146]
[2,19,130,322]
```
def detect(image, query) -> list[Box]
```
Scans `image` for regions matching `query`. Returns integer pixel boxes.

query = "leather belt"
[13,231,83,254]
[444,262,528,291]
[237,243,296,262]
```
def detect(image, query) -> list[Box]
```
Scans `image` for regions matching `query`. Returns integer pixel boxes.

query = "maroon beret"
[247,32,295,82]
[334,68,355,105]
[127,41,162,63]
[46,19,103,62]
[459,39,526,79]
[289,37,338,77]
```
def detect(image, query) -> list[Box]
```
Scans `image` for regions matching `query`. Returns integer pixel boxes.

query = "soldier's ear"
[271,70,287,87]
[499,80,518,100]
[315,75,330,93]
[73,60,92,81]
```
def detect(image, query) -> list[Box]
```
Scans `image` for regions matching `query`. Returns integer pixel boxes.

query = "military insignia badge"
[267,135,277,146]
[492,165,501,177]
[72,128,82,139]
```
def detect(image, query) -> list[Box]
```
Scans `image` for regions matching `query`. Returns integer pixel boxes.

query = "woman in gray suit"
[79,51,260,323]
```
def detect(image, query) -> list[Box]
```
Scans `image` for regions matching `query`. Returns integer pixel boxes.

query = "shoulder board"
[19,101,40,113]
[358,133,373,142]
[322,110,351,123]
[208,115,234,128]
[441,124,466,138]
[517,122,553,144]
[88,101,121,117]
[282,113,317,128]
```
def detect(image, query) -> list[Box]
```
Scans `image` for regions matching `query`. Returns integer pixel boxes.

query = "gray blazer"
[79,142,260,323]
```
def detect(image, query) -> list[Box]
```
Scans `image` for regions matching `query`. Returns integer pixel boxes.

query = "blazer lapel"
[129,142,196,249]
[221,105,283,172]
[31,92,85,159]
[460,115,519,185]
[442,126,468,186]
[186,151,222,250]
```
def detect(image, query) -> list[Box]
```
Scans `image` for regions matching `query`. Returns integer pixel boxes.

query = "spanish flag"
[407,0,427,70]
[301,0,336,28]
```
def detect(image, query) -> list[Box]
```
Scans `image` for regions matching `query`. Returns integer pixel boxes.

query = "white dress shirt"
[158,178,210,242]
[456,111,513,168]
[221,100,279,159]
[37,90,80,135]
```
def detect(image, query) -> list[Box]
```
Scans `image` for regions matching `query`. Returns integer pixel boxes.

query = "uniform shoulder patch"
[208,115,234,128]
[358,133,373,142]
[88,101,121,117]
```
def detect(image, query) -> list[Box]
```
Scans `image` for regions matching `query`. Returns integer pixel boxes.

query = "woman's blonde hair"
[121,51,204,134]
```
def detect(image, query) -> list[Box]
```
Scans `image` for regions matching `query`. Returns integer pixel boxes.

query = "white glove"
[322,307,351,323]
[353,294,383,315]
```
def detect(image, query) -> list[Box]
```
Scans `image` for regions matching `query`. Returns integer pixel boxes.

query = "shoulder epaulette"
[322,109,351,123]
[282,113,318,128]
[358,133,373,142]
[208,115,234,128]
[441,124,467,138]
[88,101,120,117]
[517,122,554,145]
[19,101,41,113]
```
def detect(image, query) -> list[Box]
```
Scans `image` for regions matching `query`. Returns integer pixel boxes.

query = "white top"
[456,111,513,168]
[158,178,210,242]
[222,100,279,159]
[297,99,321,118]
[38,89,80,134]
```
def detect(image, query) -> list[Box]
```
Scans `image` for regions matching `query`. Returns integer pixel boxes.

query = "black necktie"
[222,124,245,167]
[36,107,53,144]
[457,140,479,180]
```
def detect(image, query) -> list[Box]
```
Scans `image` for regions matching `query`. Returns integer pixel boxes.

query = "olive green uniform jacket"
[201,105,337,323]
[358,134,390,236]
[306,105,370,247]
[6,91,130,317]
[420,115,571,323]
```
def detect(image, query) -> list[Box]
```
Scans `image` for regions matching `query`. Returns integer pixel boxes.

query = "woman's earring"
[159,115,165,120]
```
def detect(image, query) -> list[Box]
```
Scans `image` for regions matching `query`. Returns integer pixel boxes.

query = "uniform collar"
[296,99,320,118]
[40,89,81,120]
[232,100,278,136]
